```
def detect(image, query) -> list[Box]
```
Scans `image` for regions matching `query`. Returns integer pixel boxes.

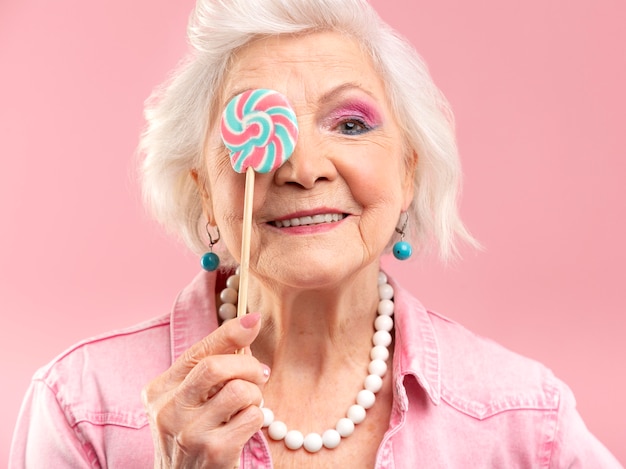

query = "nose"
[273,129,337,189]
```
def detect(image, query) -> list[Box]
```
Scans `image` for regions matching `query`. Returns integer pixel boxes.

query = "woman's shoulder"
[396,300,621,466]
[424,308,561,417]
[31,270,220,416]
[36,313,172,377]
[11,315,173,466]
[32,314,172,423]
[393,280,561,417]
[392,279,562,416]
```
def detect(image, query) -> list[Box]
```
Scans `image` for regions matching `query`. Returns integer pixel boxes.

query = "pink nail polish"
[262,365,271,379]
[240,312,261,329]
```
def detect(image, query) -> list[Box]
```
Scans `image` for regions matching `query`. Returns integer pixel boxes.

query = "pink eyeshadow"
[329,99,382,126]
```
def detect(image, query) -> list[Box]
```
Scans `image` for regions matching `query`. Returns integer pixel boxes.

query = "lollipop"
[221,88,298,173]
[220,89,299,327]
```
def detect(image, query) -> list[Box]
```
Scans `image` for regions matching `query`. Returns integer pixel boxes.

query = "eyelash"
[335,117,372,135]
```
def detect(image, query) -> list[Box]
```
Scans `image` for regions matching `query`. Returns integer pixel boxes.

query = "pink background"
[1,0,624,464]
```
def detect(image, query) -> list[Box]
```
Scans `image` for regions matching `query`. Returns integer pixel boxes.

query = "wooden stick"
[234,167,255,469]
[236,166,254,351]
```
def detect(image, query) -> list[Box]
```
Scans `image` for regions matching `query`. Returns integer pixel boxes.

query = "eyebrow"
[318,82,377,104]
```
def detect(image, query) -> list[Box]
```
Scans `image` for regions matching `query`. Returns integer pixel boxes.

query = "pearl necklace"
[218,270,395,453]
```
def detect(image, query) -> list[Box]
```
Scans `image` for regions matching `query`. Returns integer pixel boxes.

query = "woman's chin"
[253,249,377,290]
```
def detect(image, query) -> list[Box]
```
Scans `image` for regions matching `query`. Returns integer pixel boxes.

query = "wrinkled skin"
[142,313,269,468]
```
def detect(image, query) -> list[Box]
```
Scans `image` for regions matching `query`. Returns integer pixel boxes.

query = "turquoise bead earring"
[393,213,412,261]
[200,223,220,271]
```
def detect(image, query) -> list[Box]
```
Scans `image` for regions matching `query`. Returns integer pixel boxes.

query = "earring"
[393,213,413,260]
[200,224,220,271]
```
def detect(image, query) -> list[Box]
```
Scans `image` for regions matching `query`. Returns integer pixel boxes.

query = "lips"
[270,213,346,228]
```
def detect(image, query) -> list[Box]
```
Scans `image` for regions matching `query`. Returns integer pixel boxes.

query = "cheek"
[206,152,246,228]
[208,178,245,262]
[207,165,273,260]
[339,145,407,207]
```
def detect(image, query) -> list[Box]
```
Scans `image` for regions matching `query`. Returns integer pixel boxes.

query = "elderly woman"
[10,0,621,468]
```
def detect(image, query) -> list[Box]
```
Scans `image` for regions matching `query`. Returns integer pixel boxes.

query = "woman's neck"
[247,263,381,374]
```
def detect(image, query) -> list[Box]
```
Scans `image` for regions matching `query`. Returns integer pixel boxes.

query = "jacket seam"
[36,378,101,468]
[545,388,562,469]
[35,314,171,382]
[440,385,559,420]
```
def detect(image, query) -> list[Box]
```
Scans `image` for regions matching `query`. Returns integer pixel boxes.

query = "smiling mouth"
[270,213,346,228]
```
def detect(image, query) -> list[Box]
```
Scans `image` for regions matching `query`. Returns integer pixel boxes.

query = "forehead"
[221,31,387,107]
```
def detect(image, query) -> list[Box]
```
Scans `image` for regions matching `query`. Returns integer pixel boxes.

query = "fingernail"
[262,364,271,380]
[240,312,261,329]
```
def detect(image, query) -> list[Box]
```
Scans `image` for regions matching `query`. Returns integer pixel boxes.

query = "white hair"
[140,0,476,263]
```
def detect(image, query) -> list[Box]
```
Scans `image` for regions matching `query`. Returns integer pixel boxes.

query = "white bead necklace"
[218,270,395,453]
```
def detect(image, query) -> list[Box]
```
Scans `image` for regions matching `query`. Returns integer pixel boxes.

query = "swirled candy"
[220,88,299,173]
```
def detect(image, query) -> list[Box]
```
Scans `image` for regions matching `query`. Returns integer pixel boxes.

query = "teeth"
[272,213,345,228]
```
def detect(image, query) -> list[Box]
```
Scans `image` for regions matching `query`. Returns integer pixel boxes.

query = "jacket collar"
[169,270,441,405]
[389,276,441,406]
[170,270,220,364]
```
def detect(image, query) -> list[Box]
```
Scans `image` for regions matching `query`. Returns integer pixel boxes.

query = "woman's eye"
[336,118,371,135]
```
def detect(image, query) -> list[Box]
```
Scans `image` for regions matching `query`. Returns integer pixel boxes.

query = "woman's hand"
[142,312,269,468]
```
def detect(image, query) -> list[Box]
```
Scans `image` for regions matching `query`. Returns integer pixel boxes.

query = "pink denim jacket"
[10,271,621,468]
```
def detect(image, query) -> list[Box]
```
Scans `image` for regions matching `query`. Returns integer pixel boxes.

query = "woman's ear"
[401,150,418,210]
[191,169,215,223]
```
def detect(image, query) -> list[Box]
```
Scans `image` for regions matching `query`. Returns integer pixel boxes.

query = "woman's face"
[201,31,415,288]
